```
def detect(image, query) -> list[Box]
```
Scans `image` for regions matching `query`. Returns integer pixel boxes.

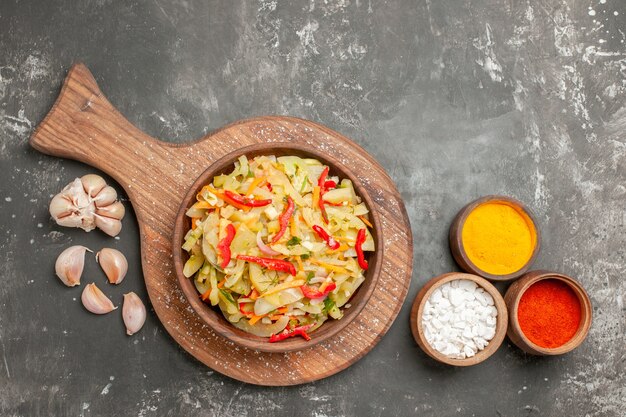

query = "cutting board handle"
[30,63,164,186]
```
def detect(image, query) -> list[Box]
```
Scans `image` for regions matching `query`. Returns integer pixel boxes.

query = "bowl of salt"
[410,272,508,366]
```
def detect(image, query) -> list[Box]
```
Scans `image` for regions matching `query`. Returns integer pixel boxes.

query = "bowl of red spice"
[504,270,592,355]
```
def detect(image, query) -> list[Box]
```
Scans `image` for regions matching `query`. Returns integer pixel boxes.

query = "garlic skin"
[55,245,91,287]
[122,292,146,335]
[96,248,128,284]
[81,283,117,314]
[49,175,124,236]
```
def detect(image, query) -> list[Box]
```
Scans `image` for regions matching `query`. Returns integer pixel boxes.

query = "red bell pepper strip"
[300,282,336,299]
[312,225,340,250]
[217,224,236,268]
[324,180,336,189]
[318,196,329,223]
[271,196,294,244]
[266,183,273,192]
[355,228,368,270]
[317,166,329,188]
[236,255,297,276]
[223,190,272,207]
[269,324,313,342]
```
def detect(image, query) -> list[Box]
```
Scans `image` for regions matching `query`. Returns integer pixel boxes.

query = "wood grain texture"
[29,63,413,385]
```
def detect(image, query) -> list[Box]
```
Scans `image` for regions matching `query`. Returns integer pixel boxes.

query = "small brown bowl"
[410,272,508,366]
[172,142,382,353]
[504,270,592,355]
[449,195,541,282]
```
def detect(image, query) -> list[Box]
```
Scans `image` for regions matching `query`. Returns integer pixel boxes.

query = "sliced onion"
[278,288,304,305]
[256,231,280,256]
[254,297,278,316]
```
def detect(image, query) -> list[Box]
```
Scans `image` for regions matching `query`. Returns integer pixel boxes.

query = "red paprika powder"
[517,279,581,348]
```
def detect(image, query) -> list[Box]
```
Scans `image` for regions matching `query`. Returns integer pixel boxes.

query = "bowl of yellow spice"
[449,196,540,282]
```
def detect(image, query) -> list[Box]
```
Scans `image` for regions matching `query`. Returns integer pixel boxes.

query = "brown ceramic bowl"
[449,195,540,282]
[504,270,592,355]
[172,142,382,353]
[410,272,508,366]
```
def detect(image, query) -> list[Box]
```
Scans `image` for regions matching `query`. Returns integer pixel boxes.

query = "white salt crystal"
[474,337,487,349]
[464,291,476,301]
[458,280,478,291]
[475,291,487,306]
[486,294,495,306]
[449,289,463,306]
[464,345,476,358]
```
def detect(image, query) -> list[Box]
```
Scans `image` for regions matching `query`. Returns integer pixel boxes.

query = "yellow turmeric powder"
[461,201,536,275]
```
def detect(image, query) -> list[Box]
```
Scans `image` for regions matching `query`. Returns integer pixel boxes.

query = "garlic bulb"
[96,248,128,284]
[55,245,91,287]
[49,174,125,237]
[81,283,117,314]
[122,292,146,335]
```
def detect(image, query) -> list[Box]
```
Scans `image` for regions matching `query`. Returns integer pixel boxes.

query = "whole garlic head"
[49,175,125,237]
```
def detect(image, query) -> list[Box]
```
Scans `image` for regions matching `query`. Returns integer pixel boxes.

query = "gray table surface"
[1,1,625,416]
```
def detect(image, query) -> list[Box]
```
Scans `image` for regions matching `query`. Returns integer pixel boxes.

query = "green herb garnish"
[287,236,301,247]
[300,175,308,193]
[306,271,315,283]
[323,297,335,313]
[219,289,236,306]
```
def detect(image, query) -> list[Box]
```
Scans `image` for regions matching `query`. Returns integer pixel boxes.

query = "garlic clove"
[96,201,125,220]
[94,214,122,237]
[122,292,146,335]
[93,186,118,207]
[55,212,89,229]
[81,174,107,198]
[49,194,75,219]
[96,248,128,284]
[81,283,116,314]
[55,245,91,287]
[65,178,92,209]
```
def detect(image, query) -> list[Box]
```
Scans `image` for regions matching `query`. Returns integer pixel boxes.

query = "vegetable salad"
[182,155,375,342]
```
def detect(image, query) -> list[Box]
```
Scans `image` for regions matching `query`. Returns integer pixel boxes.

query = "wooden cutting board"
[30,63,413,386]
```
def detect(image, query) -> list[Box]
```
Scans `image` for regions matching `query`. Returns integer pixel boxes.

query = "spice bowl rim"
[449,195,541,282]
[172,142,383,353]
[504,270,593,356]
[410,272,509,367]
